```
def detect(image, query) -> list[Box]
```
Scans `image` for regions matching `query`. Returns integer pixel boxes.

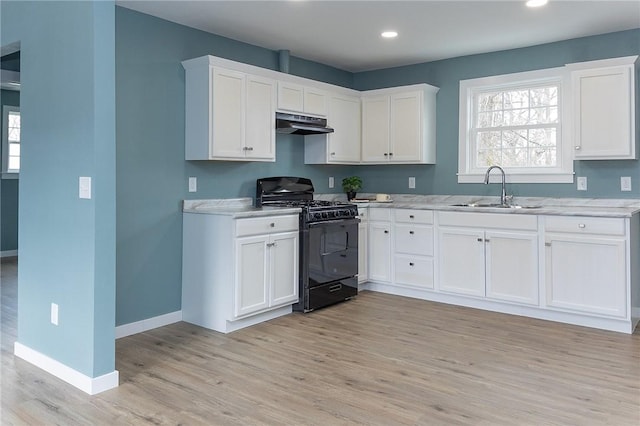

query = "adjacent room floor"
[2,256,639,425]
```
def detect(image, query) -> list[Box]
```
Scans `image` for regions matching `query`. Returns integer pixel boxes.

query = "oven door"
[307,218,359,287]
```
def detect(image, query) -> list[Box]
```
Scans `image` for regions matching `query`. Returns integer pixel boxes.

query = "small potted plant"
[342,176,363,201]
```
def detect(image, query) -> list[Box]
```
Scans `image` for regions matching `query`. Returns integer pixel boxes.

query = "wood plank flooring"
[2,256,639,425]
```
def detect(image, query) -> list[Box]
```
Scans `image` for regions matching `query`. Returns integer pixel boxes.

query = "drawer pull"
[578,223,586,229]
[329,284,342,292]
[384,153,388,156]
[409,262,414,266]
[270,223,275,227]
[330,152,336,156]
[409,231,414,235]
[266,242,275,247]
[409,215,415,219]
[384,230,389,234]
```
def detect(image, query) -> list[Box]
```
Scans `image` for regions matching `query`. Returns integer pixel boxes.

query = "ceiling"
[116,0,640,72]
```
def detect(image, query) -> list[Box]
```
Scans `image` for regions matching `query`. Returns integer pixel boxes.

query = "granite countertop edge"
[182,198,301,218]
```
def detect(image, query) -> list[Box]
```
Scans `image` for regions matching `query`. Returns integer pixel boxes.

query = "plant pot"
[346,191,357,201]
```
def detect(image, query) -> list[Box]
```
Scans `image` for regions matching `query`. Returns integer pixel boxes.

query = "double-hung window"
[458,67,573,183]
[2,105,20,177]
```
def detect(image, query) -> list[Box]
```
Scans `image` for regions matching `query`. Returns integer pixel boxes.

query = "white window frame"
[2,105,20,179]
[458,67,574,183]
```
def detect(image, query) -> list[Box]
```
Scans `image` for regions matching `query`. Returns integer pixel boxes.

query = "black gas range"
[256,177,359,312]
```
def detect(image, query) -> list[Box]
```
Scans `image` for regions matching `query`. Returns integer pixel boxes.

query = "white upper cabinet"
[183,57,276,162]
[568,56,638,160]
[304,91,361,164]
[361,84,438,164]
[277,82,327,116]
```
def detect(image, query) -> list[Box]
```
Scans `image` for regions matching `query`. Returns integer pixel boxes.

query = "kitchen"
[2,1,640,423]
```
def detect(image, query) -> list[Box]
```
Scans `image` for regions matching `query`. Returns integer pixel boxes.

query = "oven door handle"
[307,218,360,228]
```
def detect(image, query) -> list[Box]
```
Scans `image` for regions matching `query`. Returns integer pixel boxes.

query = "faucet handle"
[504,194,514,206]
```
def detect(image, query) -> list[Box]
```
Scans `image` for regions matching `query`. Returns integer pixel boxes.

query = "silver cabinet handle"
[578,223,586,229]
[266,242,275,247]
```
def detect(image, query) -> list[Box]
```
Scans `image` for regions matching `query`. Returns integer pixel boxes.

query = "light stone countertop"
[183,198,301,218]
[315,194,640,218]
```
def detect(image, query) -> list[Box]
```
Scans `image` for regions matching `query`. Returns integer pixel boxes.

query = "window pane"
[503,130,528,148]
[9,143,20,156]
[8,112,20,127]
[529,128,556,148]
[477,111,502,128]
[529,148,556,166]
[504,90,529,109]
[530,106,558,124]
[501,149,527,167]
[477,149,500,167]
[8,156,19,170]
[8,127,20,142]
[503,108,529,126]
[530,86,558,106]
[477,131,501,149]
[477,92,502,111]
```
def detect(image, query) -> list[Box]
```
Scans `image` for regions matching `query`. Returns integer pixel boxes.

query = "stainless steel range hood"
[275,112,334,135]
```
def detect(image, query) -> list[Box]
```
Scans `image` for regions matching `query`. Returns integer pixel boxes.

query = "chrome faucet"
[484,166,508,206]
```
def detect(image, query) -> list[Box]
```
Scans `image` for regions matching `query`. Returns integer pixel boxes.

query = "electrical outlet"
[577,176,587,191]
[51,303,59,326]
[621,176,632,192]
[328,176,334,189]
[408,177,416,189]
[79,177,91,199]
[188,177,197,193]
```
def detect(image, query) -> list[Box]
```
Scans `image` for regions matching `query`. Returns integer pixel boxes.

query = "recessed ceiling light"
[526,0,548,7]
[381,31,398,39]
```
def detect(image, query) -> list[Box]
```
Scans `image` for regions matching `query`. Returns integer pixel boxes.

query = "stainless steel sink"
[450,203,541,209]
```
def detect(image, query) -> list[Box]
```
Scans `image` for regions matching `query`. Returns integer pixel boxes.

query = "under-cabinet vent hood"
[275,112,334,135]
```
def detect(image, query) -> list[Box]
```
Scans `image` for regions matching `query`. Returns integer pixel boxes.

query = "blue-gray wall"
[116,6,639,327]
[352,29,640,198]
[115,8,354,325]
[2,0,116,378]
[1,89,19,252]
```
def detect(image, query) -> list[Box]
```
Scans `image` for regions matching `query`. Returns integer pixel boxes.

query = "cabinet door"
[304,87,327,116]
[358,221,368,283]
[235,235,269,317]
[368,222,392,282]
[245,75,275,161]
[212,68,245,158]
[545,233,627,317]
[390,91,422,162]
[572,65,635,159]
[438,227,485,296]
[277,82,304,112]
[485,230,539,305]
[327,94,361,163]
[270,231,299,307]
[361,96,390,162]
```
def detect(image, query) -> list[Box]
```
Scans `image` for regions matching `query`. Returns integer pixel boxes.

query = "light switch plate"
[621,176,631,191]
[328,176,334,189]
[408,177,416,189]
[188,177,197,193]
[79,177,91,199]
[577,176,587,191]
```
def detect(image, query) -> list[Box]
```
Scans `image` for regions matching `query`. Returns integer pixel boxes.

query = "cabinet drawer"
[369,208,392,222]
[544,216,625,236]
[394,224,433,256]
[394,255,434,289]
[395,209,433,224]
[236,215,298,237]
[357,206,369,222]
[438,211,537,231]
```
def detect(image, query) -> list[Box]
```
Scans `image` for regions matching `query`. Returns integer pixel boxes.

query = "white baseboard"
[115,310,182,339]
[1,249,17,258]
[14,342,119,395]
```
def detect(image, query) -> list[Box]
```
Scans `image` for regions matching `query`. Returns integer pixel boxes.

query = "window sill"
[457,172,574,184]
[1,173,19,180]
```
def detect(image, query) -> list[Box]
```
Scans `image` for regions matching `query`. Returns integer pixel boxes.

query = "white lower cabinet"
[357,206,368,284]
[235,230,298,317]
[368,209,392,283]
[182,212,298,333]
[438,212,539,305]
[544,216,627,318]
[393,209,434,289]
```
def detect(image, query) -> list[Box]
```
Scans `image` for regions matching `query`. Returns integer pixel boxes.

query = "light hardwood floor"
[2,256,639,425]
